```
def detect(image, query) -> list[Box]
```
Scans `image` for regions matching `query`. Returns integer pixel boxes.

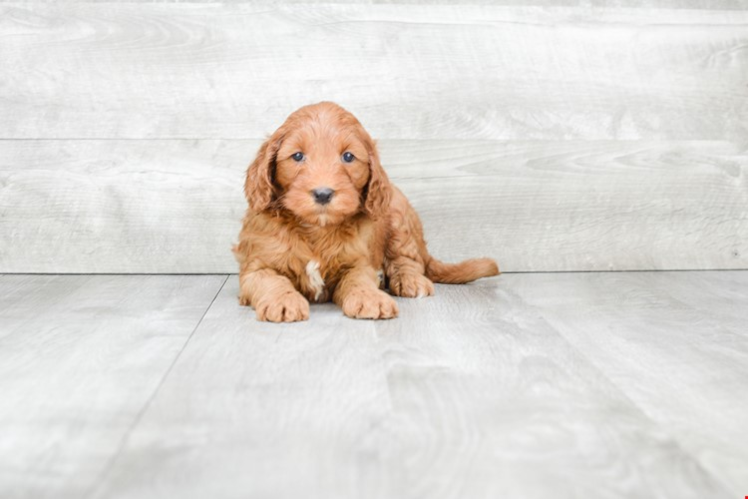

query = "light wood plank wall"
[1,2,746,272]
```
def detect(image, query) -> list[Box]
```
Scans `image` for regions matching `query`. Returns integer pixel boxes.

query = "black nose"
[312,187,334,205]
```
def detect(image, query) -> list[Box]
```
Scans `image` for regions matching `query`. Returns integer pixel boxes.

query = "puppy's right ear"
[245,134,282,212]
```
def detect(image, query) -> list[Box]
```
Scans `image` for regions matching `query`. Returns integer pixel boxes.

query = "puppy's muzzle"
[312,187,334,205]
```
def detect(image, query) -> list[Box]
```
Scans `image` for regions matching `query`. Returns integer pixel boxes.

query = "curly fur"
[233,102,499,322]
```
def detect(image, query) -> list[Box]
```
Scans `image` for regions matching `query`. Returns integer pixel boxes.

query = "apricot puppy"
[234,102,499,322]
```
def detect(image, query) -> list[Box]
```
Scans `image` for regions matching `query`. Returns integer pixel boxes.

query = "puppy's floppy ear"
[364,140,391,220]
[245,133,283,212]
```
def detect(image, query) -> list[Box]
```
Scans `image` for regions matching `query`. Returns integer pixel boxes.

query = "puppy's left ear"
[364,141,391,220]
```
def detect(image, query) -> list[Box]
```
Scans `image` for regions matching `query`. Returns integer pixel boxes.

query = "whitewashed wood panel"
[2,272,746,496]
[1,139,745,273]
[0,140,245,274]
[0,274,226,497]
[1,4,746,140]
[92,276,730,497]
[7,0,748,6]
[510,271,748,495]
[92,278,394,497]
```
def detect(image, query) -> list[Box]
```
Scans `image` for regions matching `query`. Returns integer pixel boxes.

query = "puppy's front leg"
[240,269,310,323]
[334,265,399,320]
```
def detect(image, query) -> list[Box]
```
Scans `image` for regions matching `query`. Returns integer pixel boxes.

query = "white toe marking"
[306,260,325,301]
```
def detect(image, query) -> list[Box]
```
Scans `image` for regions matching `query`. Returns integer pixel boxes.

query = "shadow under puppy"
[234,102,499,322]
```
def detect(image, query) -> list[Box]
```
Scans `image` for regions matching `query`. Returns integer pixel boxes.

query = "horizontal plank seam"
[2,170,746,184]
[0,138,745,143]
[0,273,235,276]
[2,270,748,277]
[494,268,748,273]
[2,4,748,16]
[83,274,230,498]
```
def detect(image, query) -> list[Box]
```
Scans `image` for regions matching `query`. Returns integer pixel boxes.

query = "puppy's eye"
[342,152,355,163]
[292,152,304,162]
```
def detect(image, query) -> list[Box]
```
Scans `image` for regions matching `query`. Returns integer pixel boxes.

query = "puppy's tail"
[425,256,500,284]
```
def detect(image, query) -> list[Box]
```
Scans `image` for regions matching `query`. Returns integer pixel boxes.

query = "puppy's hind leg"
[387,257,434,298]
[386,256,434,298]
[385,187,498,291]
[385,194,434,298]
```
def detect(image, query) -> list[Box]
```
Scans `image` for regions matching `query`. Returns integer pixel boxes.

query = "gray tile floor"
[0,272,746,497]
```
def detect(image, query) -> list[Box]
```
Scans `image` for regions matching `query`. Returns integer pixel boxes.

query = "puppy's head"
[245,102,390,226]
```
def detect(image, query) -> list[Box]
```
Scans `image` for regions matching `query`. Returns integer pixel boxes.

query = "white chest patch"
[306,260,325,301]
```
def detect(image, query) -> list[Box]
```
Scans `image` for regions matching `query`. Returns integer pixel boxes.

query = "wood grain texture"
[369,277,736,498]
[510,271,748,495]
[1,4,746,140]
[2,272,746,497]
[6,0,748,6]
[91,275,735,497]
[0,274,227,497]
[91,278,394,498]
[1,139,745,273]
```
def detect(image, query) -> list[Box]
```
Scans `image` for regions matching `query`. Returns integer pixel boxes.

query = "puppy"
[234,102,499,322]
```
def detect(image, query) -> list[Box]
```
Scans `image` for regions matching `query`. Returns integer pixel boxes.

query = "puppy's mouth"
[312,204,352,227]
[316,213,330,227]
[312,206,335,226]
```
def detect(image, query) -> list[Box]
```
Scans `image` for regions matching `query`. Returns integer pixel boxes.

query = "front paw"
[255,291,310,323]
[389,273,434,298]
[341,289,399,320]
